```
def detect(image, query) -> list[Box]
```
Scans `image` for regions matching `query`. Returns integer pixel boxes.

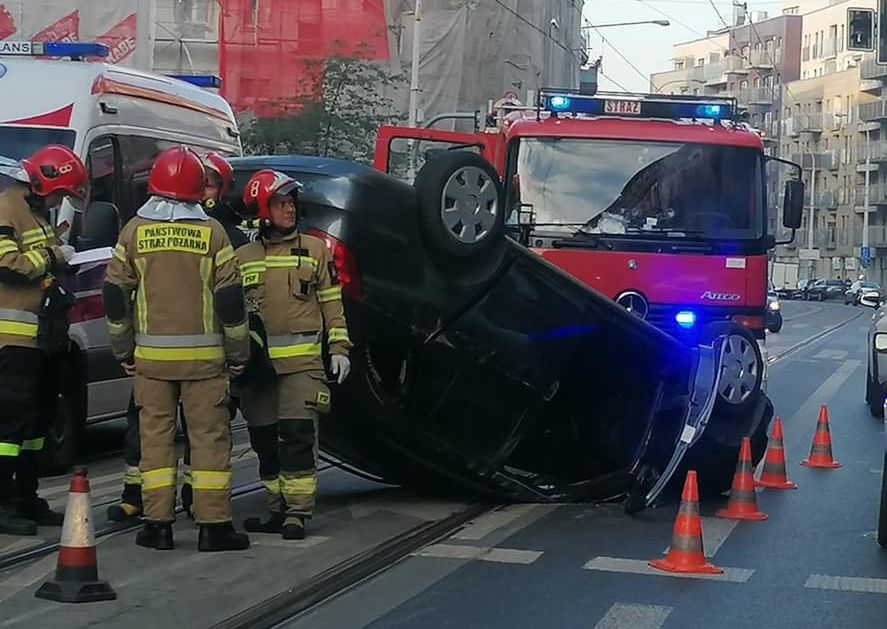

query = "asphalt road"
[286,300,887,629]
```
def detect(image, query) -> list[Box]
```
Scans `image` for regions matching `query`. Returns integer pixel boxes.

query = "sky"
[582,0,786,92]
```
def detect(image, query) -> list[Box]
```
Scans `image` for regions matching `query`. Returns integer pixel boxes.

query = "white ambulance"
[0,41,241,470]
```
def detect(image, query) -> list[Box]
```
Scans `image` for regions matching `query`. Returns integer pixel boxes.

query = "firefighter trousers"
[135,373,232,524]
[240,371,330,522]
[0,347,43,505]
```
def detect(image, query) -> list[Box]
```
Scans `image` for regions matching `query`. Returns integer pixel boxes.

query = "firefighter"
[107,152,247,523]
[0,145,86,535]
[103,146,250,551]
[238,170,351,540]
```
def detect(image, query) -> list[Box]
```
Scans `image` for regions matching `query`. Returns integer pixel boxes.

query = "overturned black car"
[228,155,772,511]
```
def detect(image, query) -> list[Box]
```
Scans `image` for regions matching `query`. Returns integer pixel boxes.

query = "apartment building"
[650,12,802,154]
[774,0,884,283]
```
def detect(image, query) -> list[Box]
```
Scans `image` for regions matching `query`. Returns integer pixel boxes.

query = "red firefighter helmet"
[21,145,88,199]
[242,169,302,220]
[148,146,206,203]
[203,152,234,193]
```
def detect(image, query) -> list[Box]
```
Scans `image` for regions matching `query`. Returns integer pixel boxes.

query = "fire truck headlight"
[675,310,697,329]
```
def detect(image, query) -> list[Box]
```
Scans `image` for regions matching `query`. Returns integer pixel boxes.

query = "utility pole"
[408,0,423,129]
[863,126,872,278]
[807,146,816,279]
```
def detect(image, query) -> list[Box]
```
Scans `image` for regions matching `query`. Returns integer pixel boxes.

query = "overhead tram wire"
[634,0,704,37]
[585,20,651,84]
[598,68,632,92]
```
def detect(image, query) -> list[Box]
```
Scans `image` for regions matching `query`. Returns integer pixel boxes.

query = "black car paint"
[226,156,751,507]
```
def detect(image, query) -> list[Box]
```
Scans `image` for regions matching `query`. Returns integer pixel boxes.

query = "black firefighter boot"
[107,480,143,522]
[136,522,174,550]
[0,459,36,536]
[281,516,306,541]
[13,450,63,526]
[198,522,250,552]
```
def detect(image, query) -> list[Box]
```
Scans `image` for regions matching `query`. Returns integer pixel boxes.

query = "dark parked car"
[805,279,845,301]
[845,280,882,305]
[766,284,782,333]
[226,155,771,510]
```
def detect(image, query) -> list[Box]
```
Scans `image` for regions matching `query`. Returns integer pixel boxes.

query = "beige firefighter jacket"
[105,215,249,380]
[0,183,66,350]
[238,229,350,375]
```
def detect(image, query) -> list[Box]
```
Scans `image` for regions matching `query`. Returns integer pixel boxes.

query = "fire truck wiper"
[553,229,615,250]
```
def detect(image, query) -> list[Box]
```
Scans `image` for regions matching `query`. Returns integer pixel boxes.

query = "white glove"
[330,355,351,384]
[58,245,75,263]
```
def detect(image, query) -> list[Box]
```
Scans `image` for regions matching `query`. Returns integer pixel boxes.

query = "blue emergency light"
[675,310,697,329]
[0,41,109,59]
[541,92,733,121]
[169,74,223,89]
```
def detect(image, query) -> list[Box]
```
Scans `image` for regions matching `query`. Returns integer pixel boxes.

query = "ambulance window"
[86,137,118,207]
[117,136,177,219]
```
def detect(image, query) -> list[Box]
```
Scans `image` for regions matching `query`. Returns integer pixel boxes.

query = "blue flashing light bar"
[541,92,733,121]
[675,311,697,329]
[0,41,109,58]
[169,74,223,89]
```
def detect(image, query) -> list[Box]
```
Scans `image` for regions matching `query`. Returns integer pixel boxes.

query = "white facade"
[798,0,877,80]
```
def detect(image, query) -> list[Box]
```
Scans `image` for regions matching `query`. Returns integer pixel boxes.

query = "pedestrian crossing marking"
[805,574,887,594]
[414,543,543,565]
[594,603,673,629]
[583,556,754,583]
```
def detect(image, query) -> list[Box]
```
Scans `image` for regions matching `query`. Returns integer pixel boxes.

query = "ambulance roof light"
[168,74,223,89]
[0,41,109,59]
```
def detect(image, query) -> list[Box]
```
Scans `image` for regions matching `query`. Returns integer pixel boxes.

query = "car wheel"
[867,366,886,419]
[414,151,505,260]
[39,349,86,476]
[879,452,887,548]
[768,316,783,334]
[701,323,764,417]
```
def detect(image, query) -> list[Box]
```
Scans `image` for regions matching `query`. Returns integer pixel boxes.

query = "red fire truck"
[373,90,804,479]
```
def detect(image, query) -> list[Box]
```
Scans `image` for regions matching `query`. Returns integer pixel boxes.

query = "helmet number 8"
[249,180,261,199]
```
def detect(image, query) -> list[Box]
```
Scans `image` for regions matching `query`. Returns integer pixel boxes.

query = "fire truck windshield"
[512,138,765,241]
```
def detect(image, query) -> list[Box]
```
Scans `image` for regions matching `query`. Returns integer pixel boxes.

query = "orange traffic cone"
[716,437,768,521]
[801,405,841,469]
[35,467,116,603]
[649,471,723,575]
[755,418,797,490]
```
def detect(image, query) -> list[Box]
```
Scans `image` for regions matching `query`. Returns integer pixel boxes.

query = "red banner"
[95,13,136,65]
[0,5,16,41]
[31,10,79,43]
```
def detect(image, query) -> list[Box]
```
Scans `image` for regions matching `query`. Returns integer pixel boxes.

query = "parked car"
[766,284,783,333]
[845,281,882,305]
[782,278,810,300]
[859,291,887,547]
[224,155,772,509]
[805,279,845,301]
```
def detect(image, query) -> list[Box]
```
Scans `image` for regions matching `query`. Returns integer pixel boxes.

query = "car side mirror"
[783,180,804,229]
[76,201,120,250]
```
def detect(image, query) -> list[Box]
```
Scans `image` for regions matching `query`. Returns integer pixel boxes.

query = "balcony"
[859,100,887,123]
[724,55,749,74]
[738,87,774,106]
[817,191,838,209]
[855,183,887,210]
[747,50,775,69]
[867,226,887,248]
[793,151,838,171]
[861,56,887,81]
[703,64,728,87]
[859,141,887,163]
[783,115,822,137]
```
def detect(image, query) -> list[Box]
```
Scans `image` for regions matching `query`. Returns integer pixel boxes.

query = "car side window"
[86,136,119,207]
[116,135,178,221]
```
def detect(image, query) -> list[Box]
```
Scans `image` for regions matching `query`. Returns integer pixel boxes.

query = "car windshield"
[0,126,76,160]
[511,137,764,240]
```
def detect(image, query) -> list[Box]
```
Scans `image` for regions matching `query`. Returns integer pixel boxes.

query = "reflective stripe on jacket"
[238,231,350,375]
[0,184,62,350]
[104,215,249,380]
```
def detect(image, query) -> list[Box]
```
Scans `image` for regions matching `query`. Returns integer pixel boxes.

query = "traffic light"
[848,8,874,51]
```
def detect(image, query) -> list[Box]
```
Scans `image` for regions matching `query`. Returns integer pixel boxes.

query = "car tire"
[768,317,783,334]
[39,348,87,476]
[867,366,885,419]
[414,151,505,261]
[879,452,887,548]
[700,322,764,417]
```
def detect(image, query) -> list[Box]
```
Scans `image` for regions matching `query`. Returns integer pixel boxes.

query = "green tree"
[240,41,405,163]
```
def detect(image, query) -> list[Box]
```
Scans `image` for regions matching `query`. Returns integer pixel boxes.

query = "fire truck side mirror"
[783,180,804,230]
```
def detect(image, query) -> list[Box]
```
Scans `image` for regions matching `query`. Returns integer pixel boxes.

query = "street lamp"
[653,78,705,94]
[583,20,670,29]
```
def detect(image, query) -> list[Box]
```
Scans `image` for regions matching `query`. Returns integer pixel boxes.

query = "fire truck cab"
[373,89,804,425]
